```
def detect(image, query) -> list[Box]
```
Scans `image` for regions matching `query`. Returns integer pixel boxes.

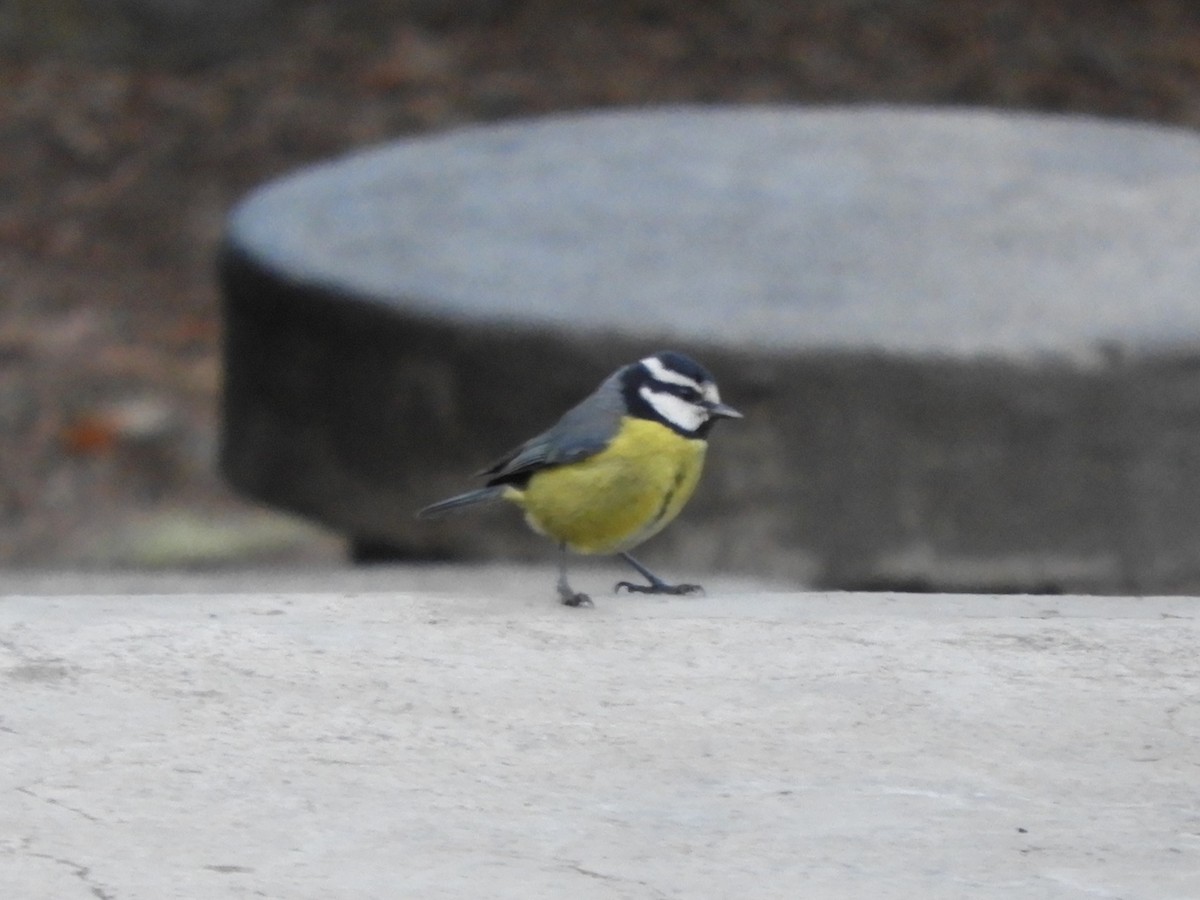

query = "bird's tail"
[416,485,506,519]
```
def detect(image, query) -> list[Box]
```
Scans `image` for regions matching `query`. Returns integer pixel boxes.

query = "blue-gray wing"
[478,369,628,486]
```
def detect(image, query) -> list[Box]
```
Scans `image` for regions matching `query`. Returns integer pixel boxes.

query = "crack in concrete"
[559,860,673,899]
[16,785,102,823]
[24,849,115,900]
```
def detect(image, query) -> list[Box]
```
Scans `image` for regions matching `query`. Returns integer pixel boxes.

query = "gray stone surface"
[229,107,1200,357]
[220,107,1200,591]
[2,569,1199,899]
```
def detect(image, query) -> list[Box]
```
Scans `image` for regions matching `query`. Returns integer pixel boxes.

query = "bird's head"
[622,351,742,437]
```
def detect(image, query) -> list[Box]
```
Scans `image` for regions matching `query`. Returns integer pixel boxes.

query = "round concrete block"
[220,106,1200,591]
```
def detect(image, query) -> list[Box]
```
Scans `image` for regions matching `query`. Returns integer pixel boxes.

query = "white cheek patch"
[640,356,703,392]
[640,385,707,433]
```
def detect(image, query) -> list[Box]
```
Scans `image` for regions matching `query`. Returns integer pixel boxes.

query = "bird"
[417,350,742,607]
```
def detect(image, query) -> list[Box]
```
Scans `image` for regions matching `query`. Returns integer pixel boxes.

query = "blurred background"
[4,0,1200,569]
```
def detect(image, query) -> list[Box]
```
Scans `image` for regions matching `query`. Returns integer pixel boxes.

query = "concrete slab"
[2,568,1198,898]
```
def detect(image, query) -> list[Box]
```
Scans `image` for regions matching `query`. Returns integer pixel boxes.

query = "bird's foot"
[614,580,705,596]
[559,588,594,608]
[556,553,593,607]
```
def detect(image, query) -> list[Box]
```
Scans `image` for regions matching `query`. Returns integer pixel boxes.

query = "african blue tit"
[418,351,742,607]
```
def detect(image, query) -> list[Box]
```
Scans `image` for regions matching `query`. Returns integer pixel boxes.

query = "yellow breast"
[503,417,708,555]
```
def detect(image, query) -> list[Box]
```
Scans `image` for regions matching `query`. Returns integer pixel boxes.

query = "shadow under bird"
[417,351,743,607]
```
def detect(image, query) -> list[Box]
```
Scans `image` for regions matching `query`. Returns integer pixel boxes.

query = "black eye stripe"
[649,382,703,402]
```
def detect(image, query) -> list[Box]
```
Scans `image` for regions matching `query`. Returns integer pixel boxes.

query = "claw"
[615,552,705,597]
[560,590,594,608]
[614,580,705,596]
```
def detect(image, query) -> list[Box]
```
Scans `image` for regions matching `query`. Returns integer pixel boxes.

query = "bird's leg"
[614,552,704,596]
[557,544,593,608]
